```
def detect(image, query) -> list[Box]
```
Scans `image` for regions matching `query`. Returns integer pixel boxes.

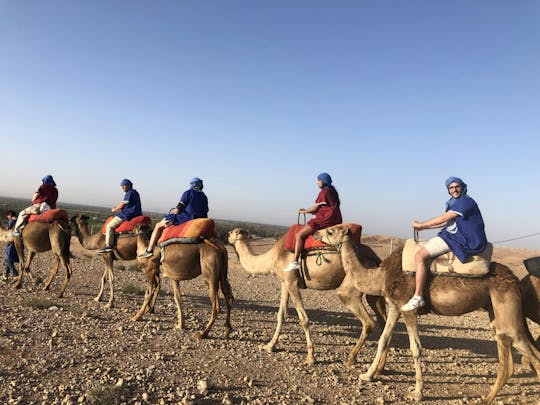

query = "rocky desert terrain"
[1,234,540,404]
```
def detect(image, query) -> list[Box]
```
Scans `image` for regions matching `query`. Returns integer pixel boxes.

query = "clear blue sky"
[1,1,539,248]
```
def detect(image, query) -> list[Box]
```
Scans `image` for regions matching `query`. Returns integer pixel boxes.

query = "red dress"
[307,187,342,231]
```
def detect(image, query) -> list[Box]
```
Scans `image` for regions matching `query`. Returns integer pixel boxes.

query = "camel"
[70,214,150,309]
[134,224,234,339]
[0,213,73,298]
[227,227,387,366]
[315,226,540,404]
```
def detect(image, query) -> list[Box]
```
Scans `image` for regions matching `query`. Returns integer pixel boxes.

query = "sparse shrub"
[86,384,125,404]
[114,264,126,271]
[121,284,144,295]
[20,297,56,309]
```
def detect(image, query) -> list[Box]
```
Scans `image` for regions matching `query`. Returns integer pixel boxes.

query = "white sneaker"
[283,261,300,272]
[401,296,425,311]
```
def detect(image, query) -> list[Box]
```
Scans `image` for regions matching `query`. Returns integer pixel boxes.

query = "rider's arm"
[413,211,458,230]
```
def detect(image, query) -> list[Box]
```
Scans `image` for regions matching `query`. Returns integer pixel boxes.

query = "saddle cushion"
[159,218,216,244]
[28,208,68,223]
[285,223,362,252]
[402,239,493,277]
[101,215,152,234]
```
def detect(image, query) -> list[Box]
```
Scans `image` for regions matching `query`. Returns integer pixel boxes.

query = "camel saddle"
[101,215,152,234]
[285,223,363,252]
[28,208,68,223]
[158,218,216,246]
[524,257,540,278]
[402,239,493,277]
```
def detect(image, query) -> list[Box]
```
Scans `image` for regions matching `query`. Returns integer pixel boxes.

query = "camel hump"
[159,218,216,244]
[101,215,152,234]
[28,208,68,224]
[402,239,493,277]
[284,223,362,252]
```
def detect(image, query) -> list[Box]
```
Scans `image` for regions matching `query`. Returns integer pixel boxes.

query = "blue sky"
[1,1,539,248]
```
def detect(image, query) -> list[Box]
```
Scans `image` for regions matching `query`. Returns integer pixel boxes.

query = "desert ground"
[1,234,540,405]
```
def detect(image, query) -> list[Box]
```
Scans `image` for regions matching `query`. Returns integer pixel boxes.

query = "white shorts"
[424,236,451,257]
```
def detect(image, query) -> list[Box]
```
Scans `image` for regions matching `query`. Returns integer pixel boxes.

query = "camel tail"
[219,246,234,307]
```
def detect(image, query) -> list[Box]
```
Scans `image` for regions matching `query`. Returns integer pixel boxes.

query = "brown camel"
[227,227,386,366]
[70,214,150,309]
[315,226,540,404]
[0,213,73,298]
[134,224,234,339]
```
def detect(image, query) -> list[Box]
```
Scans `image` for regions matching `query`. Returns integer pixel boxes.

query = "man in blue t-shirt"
[401,176,487,311]
[98,179,142,253]
[139,177,208,258]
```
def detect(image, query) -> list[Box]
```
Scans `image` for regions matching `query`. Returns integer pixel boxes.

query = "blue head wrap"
[42,175,56,187]
[317,173,332,187]
[190,177,203,190]
[120,179,133,188]
[445,176,468,210]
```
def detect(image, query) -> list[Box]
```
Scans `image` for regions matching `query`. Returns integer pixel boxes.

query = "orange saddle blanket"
[28,208,68,223]
[101,215,152,234]
[284,223,362,252]
[159,218,216,244]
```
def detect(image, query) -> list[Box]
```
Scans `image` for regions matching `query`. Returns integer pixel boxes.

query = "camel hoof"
[260,343,275,353]
[406,390,423,402]
[194,331,207,340]
[103,303,113,309]
[344,358,356,368]
[359,373,374,382]
[304,356,315,366]
[93,297,101,302]
[223,327,233,338]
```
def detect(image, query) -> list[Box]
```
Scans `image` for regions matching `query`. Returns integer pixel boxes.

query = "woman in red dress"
[284,172,342,272]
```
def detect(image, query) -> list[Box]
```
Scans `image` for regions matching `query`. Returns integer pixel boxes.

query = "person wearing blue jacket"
[402,176,487,311]
[98,179,142,253]
[4,210,19,280]
[139,177,208,258]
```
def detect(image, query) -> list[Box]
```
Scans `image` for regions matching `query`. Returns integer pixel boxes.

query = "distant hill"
[0,196,288,240]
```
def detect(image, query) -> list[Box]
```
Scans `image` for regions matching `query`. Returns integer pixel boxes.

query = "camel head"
[313,226,350,246]
[227,228,249,245]
[70,215,90,228]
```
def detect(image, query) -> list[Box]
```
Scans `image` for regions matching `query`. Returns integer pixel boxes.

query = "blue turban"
[445,176,468,209]
[42,175,56,187]
[317,173,332,186]
[120,179,133,187]
[190,177,203,189]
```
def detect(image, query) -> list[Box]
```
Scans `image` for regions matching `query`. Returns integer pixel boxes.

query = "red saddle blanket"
[28,208,68,223]
[159,218,216,244]
[101,215,152,234]
[284,223,362,252]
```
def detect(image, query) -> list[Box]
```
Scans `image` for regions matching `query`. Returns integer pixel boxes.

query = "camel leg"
[366,295,387,325]
[57,258,73,299]
[287,283,315,365]
[148,276,161,313]
[401,310,424,402]
[43,256,60,292]
[14,251,36,290]
[196,278,219,340]
[94,257,109,303]
[131,274,160,321]
[335,280,377,367]
[360,300,401,382]
[481,335,513,404]
[103,256,115,309]
[219,275,234,338]
[171,280,184,330]
[261,283,289,354]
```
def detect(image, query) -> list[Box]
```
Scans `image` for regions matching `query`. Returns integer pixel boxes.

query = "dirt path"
[1,236,540,404]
